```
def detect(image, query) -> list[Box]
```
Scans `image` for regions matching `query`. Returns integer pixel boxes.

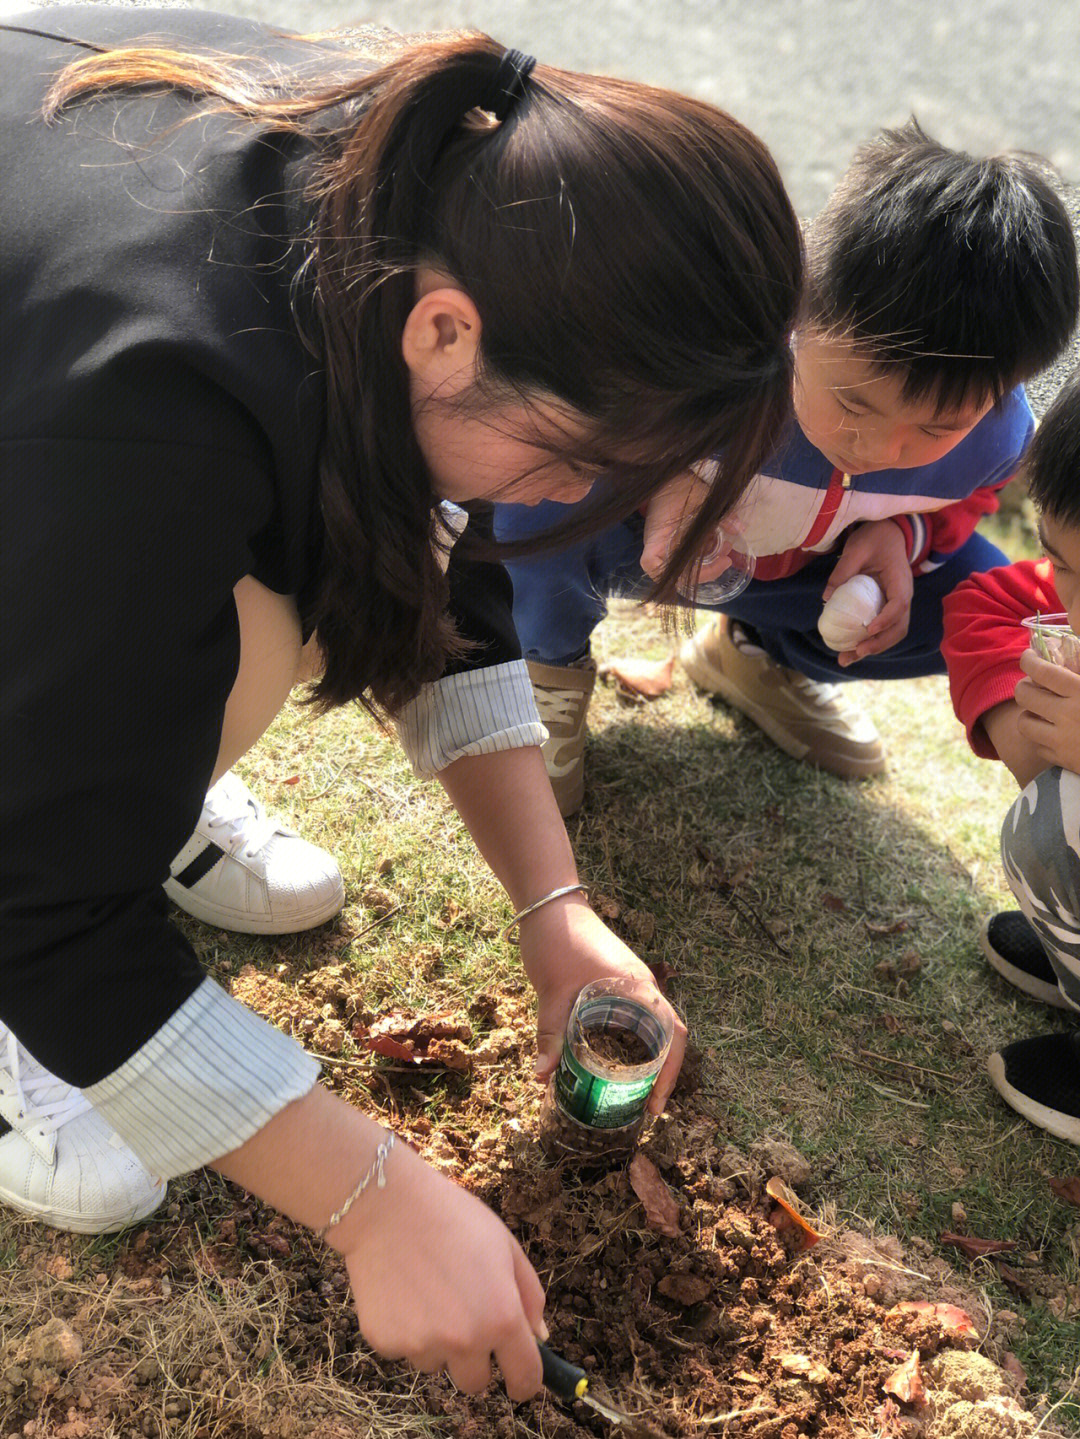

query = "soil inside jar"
[580,1024,653,1069]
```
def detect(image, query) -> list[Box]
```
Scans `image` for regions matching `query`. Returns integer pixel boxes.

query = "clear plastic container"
[1022,613,1080,672]
[676,529,756,605]
[538,978,675,1162]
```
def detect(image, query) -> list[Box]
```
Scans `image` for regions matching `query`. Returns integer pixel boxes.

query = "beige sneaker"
[679,618,885,778]
[527,658,597,817]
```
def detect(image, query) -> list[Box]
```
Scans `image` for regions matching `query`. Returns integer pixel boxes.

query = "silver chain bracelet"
[317,1130,395,1242]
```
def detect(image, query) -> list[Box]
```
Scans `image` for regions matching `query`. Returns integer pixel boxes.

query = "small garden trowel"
[538,1342,633,1427]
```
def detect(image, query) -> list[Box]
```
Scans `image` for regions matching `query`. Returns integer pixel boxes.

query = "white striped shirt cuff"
[395,660,546,776]
[84,978,321,1178]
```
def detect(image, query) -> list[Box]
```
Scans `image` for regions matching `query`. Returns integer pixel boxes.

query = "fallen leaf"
[865,919,910,938]
[280,774,301,786]
[1002,1352,1027,1389]
[884,1349,925,1405]
[940,1231,1018,1259]
[628,1153,681,1237]
[873,1398,906,1438]
[766,1175,822,1249]
[657,1272,711,1306]
[598,653,676,698]
[363,1033,416,1062]
[821,893,847,912]
[1049,1175,1080,1207]
[889,1301,978,1338]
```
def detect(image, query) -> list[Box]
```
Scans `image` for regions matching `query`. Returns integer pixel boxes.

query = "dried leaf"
[889,1301,978,1338]
[884,1349,925,1405]
[766,1175,822,1249]
[280,774,301,786]
[821,893,847,912]
[598,653,676,698]
[657,1272,711,1306]
[865,919,910,938]
[628,1153,681,1237]
[363,1033,416,1062]
[873,1398,905,1438]
[1049,1175,1080,1207]
[940,1231,1018,1259]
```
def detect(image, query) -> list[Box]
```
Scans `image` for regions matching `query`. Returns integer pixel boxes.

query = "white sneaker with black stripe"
[0,1024,167,1234]
[165,772,345,934]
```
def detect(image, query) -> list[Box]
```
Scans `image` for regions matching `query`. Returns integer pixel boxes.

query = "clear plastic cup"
[538,978,674,1162]
[1022,613,1080,672]
[676,528,756,605]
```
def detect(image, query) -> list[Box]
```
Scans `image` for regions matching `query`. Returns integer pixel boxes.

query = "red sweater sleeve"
[892,475,1018,572]
[941,558,1060,758]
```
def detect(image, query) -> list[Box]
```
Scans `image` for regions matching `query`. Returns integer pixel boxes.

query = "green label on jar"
[553,1044,657,1128]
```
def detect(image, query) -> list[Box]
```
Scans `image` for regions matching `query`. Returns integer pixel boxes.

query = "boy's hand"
[1015,648,1080,774]
[824,520,913,666]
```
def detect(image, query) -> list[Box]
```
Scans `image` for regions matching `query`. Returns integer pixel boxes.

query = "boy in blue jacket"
[496,122,1078,814]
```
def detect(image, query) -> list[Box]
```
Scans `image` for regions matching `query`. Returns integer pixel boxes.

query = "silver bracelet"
[317,1130,395,1242]
[500,883,589,943]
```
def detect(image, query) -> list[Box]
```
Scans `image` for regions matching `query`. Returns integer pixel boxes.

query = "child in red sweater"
[942,369,1080,1145]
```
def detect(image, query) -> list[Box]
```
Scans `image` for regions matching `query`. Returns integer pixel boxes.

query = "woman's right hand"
[338,1136,547,1399]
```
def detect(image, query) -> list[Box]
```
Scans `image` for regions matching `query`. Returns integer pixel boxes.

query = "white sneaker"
[0,1025,166,1234]
[165,772,345,934]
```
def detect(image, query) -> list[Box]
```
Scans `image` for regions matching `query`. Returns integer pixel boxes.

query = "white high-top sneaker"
[0,1025,166,1233]
[165,771,345,934]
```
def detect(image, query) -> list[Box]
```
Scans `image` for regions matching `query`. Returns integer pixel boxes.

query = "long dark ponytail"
[46,31,802,715]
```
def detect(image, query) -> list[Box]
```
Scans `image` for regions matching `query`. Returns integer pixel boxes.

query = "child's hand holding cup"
[1016,613,1080,776]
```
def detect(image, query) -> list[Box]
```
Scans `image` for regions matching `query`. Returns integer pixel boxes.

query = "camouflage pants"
[1001,767,1080,1012]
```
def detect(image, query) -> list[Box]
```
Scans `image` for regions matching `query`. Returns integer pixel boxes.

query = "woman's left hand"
[517,894,686,1113]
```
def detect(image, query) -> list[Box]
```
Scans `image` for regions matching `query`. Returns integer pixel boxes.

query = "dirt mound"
[0,977,1058,1438]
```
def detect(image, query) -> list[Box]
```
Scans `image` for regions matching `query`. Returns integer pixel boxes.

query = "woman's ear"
[402,287,482,397]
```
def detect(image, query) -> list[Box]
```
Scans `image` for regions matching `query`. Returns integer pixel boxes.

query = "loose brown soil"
[579,1025,654,1069]
[0,970,1057,1439]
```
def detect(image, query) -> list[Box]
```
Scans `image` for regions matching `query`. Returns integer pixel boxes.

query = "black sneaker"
[987,1032,1080,1144]
[979,913,1072,1009]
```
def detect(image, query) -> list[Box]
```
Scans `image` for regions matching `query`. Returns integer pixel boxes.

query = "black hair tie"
[484,48,537,122]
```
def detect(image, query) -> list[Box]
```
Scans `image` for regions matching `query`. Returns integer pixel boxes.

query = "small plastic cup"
[538,978,674,1162]
[676,529,756,605]
[1022,613,1080,672]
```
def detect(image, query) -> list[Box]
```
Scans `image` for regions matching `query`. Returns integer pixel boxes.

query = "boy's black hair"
[805,120,1079,413]
[1026,369,1080,529]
